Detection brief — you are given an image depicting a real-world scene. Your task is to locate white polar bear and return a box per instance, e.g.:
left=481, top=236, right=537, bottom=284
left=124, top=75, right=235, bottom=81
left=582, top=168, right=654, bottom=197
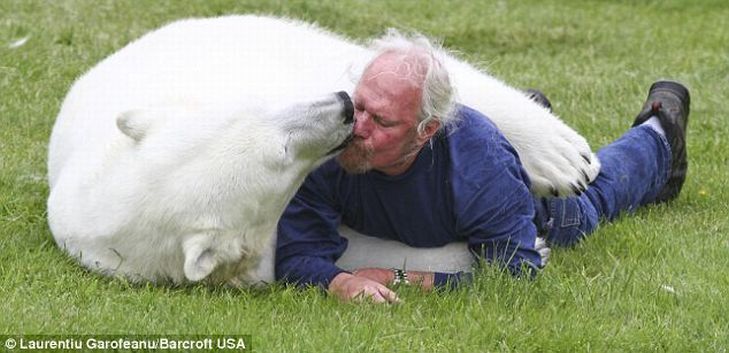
left=48, top=15, right=598, bottom=285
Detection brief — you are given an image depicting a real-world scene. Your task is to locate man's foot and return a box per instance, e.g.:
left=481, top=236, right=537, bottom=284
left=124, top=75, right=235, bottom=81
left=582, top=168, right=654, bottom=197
left=632, top=80, right=690, bottom=203
left=525, top=88, right=553, bottom=112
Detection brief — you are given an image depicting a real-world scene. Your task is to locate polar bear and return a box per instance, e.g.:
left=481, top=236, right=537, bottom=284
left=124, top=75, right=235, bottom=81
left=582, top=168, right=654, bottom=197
left=48, top=15, right=598, bottom=285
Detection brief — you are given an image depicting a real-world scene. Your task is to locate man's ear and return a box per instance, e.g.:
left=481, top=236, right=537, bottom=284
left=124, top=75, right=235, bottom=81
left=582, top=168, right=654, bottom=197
left=417, top=119, right=441, bottom=144
left=182, top=234, right=219, bottom=282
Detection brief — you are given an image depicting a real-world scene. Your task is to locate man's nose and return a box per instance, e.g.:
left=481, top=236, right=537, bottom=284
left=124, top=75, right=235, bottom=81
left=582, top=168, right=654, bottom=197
left=353, top=111, right=372, bottom=139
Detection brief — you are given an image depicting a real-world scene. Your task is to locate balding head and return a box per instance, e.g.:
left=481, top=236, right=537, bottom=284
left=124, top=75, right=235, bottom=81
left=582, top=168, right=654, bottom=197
left=364, top=29, right=457, bottom=134
left=358, top=51, right=426, bottom=128
left=337, top=32, right=455, bottom=176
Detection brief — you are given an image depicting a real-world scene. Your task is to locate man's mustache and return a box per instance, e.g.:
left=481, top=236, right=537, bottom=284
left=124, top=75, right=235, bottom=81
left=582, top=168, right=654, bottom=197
left=336, top=137, right=375, bottom=174
left=344, top=137, right=374, bottom=154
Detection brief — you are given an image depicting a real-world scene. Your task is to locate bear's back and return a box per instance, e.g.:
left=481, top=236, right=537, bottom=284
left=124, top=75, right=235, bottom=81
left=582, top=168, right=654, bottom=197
left=49, top=15, right=369, bottom=187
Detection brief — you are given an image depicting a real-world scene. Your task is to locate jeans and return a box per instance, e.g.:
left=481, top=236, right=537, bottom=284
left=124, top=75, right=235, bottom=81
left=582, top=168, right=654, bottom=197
left=533, top=125, right=672, bottom=247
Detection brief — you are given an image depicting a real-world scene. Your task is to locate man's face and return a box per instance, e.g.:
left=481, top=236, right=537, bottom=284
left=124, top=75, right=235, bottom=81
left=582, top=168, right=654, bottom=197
left=337, top=53, right=426, bottom=175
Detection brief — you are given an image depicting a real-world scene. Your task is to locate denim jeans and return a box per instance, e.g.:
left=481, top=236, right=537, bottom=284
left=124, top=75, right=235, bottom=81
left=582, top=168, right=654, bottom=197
left=533, top=125, right=672, bottom=247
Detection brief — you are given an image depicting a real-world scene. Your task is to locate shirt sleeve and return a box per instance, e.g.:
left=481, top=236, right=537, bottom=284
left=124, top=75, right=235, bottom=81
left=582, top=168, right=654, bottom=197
left=459, top=157, right=542, bottom=276
left=275, top=164, right=349, bottom=289
left=433, top=271, right=473, bottom=289
left=450, top=107, right=542, bottom=277
left=433, top=162, right=539, bottom=288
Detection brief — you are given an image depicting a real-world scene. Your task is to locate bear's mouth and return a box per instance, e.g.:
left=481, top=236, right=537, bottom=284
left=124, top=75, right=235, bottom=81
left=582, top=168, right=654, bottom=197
left=326, top=133, right=354, bottom=156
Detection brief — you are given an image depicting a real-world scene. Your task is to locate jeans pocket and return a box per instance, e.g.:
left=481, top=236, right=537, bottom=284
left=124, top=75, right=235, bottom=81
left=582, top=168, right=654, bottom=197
left=558, top=198, right=581, bottom=228
left=546, top=198, right=586, bottom=247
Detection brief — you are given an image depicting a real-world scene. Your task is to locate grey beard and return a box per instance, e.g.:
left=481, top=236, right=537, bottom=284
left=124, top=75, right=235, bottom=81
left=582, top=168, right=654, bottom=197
left=336, top=140, right=374, bottom=174
left=336, top=136, right=423, bottom=175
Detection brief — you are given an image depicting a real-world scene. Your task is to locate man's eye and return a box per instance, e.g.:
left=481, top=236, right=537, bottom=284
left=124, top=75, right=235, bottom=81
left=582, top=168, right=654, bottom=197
left=376, top=117, right=395, bottom=127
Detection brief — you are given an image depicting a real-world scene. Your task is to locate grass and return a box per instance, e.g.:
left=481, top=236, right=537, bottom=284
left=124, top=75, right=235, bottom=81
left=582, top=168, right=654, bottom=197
left=2, top=0, right=728, bottom=351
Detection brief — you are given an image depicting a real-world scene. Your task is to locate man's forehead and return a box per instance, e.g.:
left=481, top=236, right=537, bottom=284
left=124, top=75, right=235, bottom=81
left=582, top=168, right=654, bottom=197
left=363, top=51, right=427, bottom=83
left=359, top=56, right=423, bottom=100
left=355, top=74, right=421, bottom=112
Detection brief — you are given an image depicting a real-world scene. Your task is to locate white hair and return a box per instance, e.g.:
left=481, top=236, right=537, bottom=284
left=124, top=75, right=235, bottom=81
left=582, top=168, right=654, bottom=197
left=366, top=29, right=458, bottom=134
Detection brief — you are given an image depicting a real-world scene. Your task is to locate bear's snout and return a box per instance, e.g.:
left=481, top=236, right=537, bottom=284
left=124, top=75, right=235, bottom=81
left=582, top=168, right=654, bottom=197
left=336, top=91, right=354, bottom=124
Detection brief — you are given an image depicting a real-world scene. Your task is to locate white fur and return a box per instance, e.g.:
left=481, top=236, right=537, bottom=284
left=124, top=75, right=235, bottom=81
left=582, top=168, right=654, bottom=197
left=47, top=16, right=357, bottom=285
left=335, top=229, right=552, bottom=274
left=48, top=15, right=595, bottom=285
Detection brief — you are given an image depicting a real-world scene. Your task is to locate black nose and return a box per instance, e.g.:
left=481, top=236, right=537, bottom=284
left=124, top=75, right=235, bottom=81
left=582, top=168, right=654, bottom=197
left=336, top=91, right=354, bottom=124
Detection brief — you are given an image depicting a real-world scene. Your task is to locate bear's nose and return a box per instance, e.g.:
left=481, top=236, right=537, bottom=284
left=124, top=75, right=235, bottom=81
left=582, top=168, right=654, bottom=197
left=336, top=91, right=354, bottom=124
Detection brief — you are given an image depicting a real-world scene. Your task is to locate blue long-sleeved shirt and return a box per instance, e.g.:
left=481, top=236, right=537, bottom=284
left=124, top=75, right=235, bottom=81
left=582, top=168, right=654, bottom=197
left=275, top=105, right=541, bottom=289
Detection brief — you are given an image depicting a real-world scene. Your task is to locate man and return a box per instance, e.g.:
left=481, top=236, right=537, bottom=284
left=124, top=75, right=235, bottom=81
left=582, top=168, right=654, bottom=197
left=275, top=32, right=690, bottom=303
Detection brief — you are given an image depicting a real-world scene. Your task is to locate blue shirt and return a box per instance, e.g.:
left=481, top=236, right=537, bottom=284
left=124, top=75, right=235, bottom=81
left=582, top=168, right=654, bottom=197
left=276, top=105, right=541, bottom=288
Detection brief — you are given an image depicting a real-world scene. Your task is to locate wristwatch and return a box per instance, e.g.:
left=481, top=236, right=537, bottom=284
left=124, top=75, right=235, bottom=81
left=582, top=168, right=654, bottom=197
left=391, top=268, right=410, bottom=285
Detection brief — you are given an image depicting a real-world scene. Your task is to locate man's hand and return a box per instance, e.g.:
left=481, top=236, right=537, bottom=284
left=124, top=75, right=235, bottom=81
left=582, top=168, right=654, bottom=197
left=352, top=268, right=394, bottom=285
left=328, top=272, right=400, bottom=303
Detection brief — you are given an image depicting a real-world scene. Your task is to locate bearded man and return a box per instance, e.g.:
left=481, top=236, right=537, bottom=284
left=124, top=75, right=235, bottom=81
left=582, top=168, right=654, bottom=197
left=275, top=31, right=690, bottom=303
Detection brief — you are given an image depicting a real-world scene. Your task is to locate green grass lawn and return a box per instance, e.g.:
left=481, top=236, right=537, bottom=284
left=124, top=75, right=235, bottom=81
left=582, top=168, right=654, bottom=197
left=2, top=0, right=728, bottom=351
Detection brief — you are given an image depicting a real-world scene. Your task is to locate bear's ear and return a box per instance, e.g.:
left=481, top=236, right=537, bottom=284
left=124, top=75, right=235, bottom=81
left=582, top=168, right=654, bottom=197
left=182, top=234, right=219, bottom=282
left=117, top=110, right=152, bottom=142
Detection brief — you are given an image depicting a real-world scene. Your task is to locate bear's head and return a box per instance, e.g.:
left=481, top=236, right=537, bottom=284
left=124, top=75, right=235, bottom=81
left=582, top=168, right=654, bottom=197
left=113, top=92, right=354, bottom=283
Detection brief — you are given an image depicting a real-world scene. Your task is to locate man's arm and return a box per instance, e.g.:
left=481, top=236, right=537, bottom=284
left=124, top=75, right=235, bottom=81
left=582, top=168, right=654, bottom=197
left=450, top=106, right=543, bottom=276
left=276, top=163, right=401, bottom=303
left=275, top=169, right=349, bottom=288
left=354, top=268, right=475, bottom=290
left=352, top=268, right=435, bottom=290
left=458, top=156, right=542, bottom=276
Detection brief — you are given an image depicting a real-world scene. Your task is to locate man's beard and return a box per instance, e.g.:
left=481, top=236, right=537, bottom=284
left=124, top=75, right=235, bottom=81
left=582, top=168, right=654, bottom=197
left=336, top=137, right=374, bottom=174
left=336, top=132, right=423, bottom=175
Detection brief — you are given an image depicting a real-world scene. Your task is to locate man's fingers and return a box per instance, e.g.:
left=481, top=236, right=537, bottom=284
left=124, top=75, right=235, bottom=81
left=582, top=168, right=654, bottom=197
left=354, top=287, right=386, bottom=303
left=353, top=285, right=399, bottom=304
left=378, top=287, right=401, bottom=303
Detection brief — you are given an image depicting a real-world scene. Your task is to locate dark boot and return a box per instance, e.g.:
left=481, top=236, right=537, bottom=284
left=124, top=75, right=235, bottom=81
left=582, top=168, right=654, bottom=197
left=632, top=80, right=690, bottom=203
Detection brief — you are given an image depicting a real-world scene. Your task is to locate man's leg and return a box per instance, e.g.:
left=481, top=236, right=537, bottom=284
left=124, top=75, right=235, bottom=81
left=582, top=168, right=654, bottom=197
left=535, top=81, right=690, bottom=247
